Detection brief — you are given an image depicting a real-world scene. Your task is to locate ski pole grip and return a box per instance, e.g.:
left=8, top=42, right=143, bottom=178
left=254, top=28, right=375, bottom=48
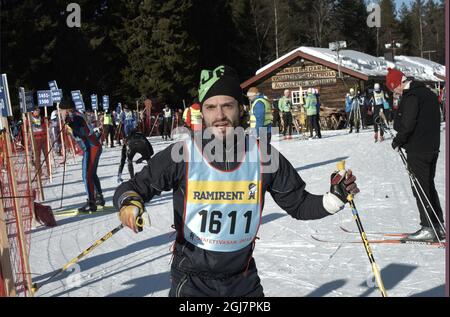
left=136, top=216, right=144, bottom=232
left=337, top=161, right=346, bottom=171
left=336, top=161, right=354, bottom=202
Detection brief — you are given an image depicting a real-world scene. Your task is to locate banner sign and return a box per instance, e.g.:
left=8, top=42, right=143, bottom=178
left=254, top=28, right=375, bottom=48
left=48, top=80, right=58, bottom=91
left=71, top=90, right=85, bottom=111
left=25, top=91, right=35, bottom=112
left=271, top=64, right=337, bottom=90
left=51, top=89, right=62, bottom=103
left=0, top=74, right=13, bottom=117
left=102, top=95, right=109, bottom=111
left=37, top=90, right=53, bottom=107
left=91, top=94, right=98, bottom=111
left=48, top=80, right=62, bottom=103
left=19, top=87, right=26, bottom=113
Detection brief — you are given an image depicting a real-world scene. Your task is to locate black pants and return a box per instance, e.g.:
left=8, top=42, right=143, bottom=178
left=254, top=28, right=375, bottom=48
left=407, top=152, right=444, bottom=227
left=163, top=118, right=172, bottom=138
left=315, top=114, right=322, bottom=138
left=360, top=107, right=368, bottom=128
left=345, top=112, right=359, bottom=132
left=307, top=115, right=319, bottom=137
left=118, top=142, right=151, bottom=178
left=373, top=106, right=384, bottom=136
left=282, top=112, right=292, bottom=136
left=103, top=124, right=115, bottom=146
left=169, top=258, right=264, bottom=297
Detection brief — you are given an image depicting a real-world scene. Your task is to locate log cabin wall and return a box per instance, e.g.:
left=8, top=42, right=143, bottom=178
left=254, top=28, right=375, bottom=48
left=251, top=59, right=362, bottom=113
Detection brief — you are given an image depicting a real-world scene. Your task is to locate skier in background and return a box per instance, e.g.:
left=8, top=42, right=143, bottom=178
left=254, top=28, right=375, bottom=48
left=50, top=109, right=62, bottom=156
left=345, top=88, right=360, bottom=133
left=59, top=97, right=104, bottom=212
left=103, top=109, right=115, bottom=148
left=162, top=104, right=173, bottom=141
left=117, top=129, right=154, bottom=183
left=30, top=106, right=50, bottom=177
left=370, top=83, right=387, bottom=142
left=120, top=104, right=137, bottom=138
left=387, top=68, right=445, bottom=242
left=313, top=88, right=322, bottom=138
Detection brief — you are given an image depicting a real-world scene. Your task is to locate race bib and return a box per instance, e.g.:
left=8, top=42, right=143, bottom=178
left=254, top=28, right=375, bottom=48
left=183, top=138, right=262, bottom=252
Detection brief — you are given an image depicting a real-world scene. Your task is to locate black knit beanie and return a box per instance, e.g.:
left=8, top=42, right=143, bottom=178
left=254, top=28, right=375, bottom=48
left=198, top=65, right=243, bottom=105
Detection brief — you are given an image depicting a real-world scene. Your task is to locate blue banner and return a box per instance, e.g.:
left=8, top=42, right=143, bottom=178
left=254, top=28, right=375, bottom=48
left=37, top=90, right=53, bottom=107
left=91, top=94, right=98, bottom=111
left=0, top=74, right=12, bottom=117
left=19, top=88, right=35, bottom=113
left=48, top=80, right=62, bottom=103
left=19, top=87, right=26, bottom=113
left=48, top=80, right=58, bottom=91
left=102, top=95, right=109, bottom=111
left=71, top=90, right=85, bottom=111
left=51, top=89, right=62, bottom=103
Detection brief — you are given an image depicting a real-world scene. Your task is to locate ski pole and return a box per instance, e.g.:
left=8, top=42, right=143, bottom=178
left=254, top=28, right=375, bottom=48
left=59, top=153, right=67, bottom=209
left=31, top=217, right=144, bottom=294
left=337, top=161, right=388, bottom=297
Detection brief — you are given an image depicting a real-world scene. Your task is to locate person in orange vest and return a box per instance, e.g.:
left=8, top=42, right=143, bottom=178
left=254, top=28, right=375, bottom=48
left=30, top=106, right=50, bottom=177
left=183, top=102, right=203, bottom=131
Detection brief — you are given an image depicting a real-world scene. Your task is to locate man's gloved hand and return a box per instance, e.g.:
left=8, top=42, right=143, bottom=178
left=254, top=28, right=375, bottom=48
left=117, top=173, right=123, bottom=183
left=323, top=169, right=360, bottom=214
left=391, top=138, right=401, bottom=151
left=118, top=197, right=145, bottom=233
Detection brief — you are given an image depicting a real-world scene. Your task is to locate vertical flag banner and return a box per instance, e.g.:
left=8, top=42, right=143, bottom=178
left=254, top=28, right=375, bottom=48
left=25, top=91, right=35, bottom=112
left=1, top=74, right=13, bottom=117
left=48, top=80, right=58, bottom=91
left=71, top=90, right=85, bottom=111
left=19, top=87, right=26, bottom=113
left=91, top=94, right=98, bottom=111
left=102, top=95, right=109, bottom=111
left=37, top=90, right=53, bottom=108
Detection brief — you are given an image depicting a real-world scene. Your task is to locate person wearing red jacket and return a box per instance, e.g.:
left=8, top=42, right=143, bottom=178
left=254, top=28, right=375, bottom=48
left=30, top=107, right=50, bottom=177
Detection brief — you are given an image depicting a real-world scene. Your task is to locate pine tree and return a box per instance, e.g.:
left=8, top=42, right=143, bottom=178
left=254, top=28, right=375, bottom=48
left=398, top=3, right=414, bottom=56
left=422, top=0, right=445, bottom=63
left=331, top=0, right=376, bottom=54
left=378, top=0, right=402, bottom=57
left=118, top=0, right=198, bottom=105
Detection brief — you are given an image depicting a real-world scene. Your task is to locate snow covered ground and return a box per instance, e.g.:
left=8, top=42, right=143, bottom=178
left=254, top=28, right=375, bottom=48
left=29, top=125, right=446, bottom=297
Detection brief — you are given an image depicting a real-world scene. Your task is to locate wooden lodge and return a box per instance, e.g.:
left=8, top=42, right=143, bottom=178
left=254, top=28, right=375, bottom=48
left=240, top=47, right=445, bottom=130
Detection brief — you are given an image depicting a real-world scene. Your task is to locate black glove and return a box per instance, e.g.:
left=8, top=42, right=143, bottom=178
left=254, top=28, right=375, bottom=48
left=119, top=194, right=146, bottom=233
left=391, top=138, right=401, bottom=151
left=330, top=169, right=359, bottom=203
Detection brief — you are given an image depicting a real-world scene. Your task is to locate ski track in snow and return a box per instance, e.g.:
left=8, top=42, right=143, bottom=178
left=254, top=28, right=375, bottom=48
left=29, top=126, right=446, bottom=297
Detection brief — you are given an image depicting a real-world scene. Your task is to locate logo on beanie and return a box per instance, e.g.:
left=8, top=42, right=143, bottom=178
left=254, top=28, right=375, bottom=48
left=199, top=66, right=225, bottom=103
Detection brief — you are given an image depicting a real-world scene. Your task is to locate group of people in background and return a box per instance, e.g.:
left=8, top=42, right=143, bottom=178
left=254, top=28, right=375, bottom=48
left=245, top=86, right=322, bottom=141
left=344, top=83, right=393, bottom=142
left=13, top=75, right=445, bottom=221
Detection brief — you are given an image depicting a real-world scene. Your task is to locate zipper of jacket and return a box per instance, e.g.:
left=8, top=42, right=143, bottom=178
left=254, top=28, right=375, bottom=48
left=178, top=245, right=186, bottom=269
left=176, top=275, right=188, bottom=297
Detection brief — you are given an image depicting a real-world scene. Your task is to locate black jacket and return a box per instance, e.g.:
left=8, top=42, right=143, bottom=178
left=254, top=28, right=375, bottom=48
left=393, top=81, right=441, bottom=153
left=126, top=131, right=154, bottom=158
left=113, top=134, right=330, bottom=277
